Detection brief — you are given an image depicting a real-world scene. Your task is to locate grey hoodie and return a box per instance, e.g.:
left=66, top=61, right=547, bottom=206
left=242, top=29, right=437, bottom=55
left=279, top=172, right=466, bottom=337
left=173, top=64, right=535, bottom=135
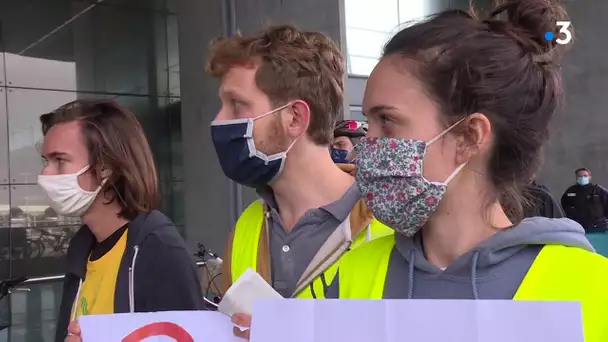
left=327, top=217, right=594, bottom=299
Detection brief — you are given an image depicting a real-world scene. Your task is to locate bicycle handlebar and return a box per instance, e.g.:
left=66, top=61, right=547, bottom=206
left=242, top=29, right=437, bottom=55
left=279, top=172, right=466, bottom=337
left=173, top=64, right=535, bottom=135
left=0, top=276, right=28, bottom=300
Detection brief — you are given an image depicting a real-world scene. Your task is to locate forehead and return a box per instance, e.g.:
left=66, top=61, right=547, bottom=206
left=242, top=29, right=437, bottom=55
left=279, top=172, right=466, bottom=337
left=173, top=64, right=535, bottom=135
left=42, top=121, right=85, bottom=156
left=363, top=56, right=435, bottom=112
left=577, top=170, right=590, bottom=175
left=219, top=65, right=264, bottom=97
left=333, top=136, right=352, bottom=143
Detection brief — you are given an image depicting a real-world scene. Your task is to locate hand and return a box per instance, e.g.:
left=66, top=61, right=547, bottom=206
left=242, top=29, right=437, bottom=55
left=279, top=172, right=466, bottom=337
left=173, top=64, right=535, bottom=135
left=65, top=321, right=82, bottom=342
left=231, top=313, right=252, bottom=340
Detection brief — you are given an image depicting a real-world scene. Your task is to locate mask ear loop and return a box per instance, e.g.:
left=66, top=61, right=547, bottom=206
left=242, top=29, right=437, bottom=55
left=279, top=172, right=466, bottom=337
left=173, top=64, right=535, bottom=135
left=426, top=117, right=469, bottom=185
left=282, top=100, right=310, bottom=154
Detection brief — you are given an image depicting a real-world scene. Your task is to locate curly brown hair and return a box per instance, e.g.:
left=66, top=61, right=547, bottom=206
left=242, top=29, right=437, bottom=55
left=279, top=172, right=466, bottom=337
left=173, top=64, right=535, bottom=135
left=206, top=24, right=345, bottom=145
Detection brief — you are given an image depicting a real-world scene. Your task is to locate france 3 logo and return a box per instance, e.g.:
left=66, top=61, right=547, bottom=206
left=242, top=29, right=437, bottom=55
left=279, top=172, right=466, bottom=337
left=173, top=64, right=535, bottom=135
left=544, top=21, right=572, bottom=45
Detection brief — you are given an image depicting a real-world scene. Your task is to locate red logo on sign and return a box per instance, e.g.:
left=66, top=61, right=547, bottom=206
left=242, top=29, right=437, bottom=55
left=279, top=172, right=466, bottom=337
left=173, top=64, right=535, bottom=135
left=122, top=322, right=194, bottom=342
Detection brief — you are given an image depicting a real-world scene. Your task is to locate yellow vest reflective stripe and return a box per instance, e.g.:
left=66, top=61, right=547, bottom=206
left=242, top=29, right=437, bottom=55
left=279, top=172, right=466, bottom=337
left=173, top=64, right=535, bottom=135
left=338, top=235, right=608, bottom=342
left=232, top=200, right=393, bottom=298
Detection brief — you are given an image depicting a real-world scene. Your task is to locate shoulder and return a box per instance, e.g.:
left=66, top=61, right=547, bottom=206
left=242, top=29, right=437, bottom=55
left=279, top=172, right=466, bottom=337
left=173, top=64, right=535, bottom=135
left=343, top=234, right=395, bottom=265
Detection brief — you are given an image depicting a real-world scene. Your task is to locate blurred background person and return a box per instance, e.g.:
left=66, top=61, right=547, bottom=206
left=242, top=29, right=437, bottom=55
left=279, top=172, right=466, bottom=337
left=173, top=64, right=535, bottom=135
left=523, top=178, right=564, bottom=218
left=561, top=167, right=608, bottom=256
left=330, top=120, right=367, bottom=164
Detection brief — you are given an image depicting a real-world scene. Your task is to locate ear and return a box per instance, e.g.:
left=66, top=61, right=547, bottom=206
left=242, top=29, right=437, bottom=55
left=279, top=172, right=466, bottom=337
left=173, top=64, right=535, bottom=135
left=99, top=167, right=112, bottom=180
left=455, top=112, right=492, bottom=164
left=286, top=100, right=310, bottom=138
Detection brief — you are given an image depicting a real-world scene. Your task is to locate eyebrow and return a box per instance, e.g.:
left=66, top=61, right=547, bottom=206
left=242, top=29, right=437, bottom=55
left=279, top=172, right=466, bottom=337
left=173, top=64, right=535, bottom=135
left=43, top=151, right=70, bottom=159
left=363, top=105, right=398, bottom=117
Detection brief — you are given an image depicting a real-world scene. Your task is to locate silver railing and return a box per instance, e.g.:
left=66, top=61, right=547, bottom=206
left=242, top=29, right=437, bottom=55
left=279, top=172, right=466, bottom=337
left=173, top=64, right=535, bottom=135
left=20, top=261, right=207, bottom=285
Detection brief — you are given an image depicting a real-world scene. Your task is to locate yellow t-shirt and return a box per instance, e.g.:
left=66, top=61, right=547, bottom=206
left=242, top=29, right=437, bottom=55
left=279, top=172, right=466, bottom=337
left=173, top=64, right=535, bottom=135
left=72, top=229, right=128, bottom=318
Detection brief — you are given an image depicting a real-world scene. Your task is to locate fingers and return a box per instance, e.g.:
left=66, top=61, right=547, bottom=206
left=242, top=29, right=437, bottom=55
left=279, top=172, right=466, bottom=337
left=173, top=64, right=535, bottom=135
left=65, top=321, right=82, bottom=342
left=233, top=325, right=251, bottom=340
left=67, top=321, right=81, bottom=335
left=232, top=313, right=252, bottom=340
left=231, top=313, right=252, bottom=327
left=65, top=334, right=82, bottom=342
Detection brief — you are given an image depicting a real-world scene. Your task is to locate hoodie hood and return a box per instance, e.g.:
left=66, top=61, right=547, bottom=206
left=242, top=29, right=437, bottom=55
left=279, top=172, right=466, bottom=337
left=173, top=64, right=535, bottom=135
left=393, top=217, right=593, bottom=299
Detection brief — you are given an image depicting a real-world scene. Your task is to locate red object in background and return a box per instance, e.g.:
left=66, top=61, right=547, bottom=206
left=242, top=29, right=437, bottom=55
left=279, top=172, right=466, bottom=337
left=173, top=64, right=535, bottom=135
left=122, top=322, right=194, bottom=342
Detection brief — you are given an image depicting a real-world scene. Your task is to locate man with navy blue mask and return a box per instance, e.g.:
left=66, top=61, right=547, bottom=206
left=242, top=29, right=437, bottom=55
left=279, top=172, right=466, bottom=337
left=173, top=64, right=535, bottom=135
left=205, top=25, right=393, bottom=339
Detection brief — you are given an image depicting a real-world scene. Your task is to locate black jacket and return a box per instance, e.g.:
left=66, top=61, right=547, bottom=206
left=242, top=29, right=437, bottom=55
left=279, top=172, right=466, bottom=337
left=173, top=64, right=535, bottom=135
left=55, top=210, right=204, bottom=342
left=560, top=183, right=608, bottom=232
left=523, top=182, right=564, bottom=219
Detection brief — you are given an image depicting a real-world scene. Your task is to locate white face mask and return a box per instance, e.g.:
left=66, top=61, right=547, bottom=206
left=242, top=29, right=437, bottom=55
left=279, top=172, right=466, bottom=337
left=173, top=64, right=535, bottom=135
left=37, top=165, right=105, bottom=217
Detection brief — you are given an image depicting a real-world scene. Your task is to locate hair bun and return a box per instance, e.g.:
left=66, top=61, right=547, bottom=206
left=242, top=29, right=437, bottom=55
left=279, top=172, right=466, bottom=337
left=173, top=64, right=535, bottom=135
left=488, top=0, right=570, bottom=56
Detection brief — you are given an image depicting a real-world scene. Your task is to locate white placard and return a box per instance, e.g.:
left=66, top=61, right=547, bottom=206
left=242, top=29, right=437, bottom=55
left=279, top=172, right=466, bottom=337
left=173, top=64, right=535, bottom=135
left=250, top=299, right=584, bottom=342
left=79, top=310, right=244, bottom=342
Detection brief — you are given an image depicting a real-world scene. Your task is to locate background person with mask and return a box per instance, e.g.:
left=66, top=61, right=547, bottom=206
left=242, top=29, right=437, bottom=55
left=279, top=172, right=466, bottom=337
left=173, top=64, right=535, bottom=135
left=206, top=25, right=392, bottom=339
left=37, top=100, right=204, bottom=342
left=561, top=167, right=608, bottom=256
left=330, top=120, right=367, bottom=164
left=326, top=1, right=608, bottom=341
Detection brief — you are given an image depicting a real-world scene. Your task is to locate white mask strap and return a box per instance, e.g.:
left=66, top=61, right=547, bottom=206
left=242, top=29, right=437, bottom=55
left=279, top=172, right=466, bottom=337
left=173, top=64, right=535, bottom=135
left=444, top=162, right=467, bottom=184
left=75, top=165, right=91, bottom=176
left=427, top=117, right=467, bottom=146
left=253, top=102, right=292, bottom=122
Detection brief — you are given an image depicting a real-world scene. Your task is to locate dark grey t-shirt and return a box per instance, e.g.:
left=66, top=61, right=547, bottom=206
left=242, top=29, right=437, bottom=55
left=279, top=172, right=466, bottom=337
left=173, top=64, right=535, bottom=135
left=258, top=184, right=361, bottom=297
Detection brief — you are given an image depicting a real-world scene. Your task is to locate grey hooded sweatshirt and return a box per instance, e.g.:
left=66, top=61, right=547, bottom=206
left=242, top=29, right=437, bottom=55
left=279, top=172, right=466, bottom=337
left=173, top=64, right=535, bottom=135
left=326, top=217, right=594, bottom=299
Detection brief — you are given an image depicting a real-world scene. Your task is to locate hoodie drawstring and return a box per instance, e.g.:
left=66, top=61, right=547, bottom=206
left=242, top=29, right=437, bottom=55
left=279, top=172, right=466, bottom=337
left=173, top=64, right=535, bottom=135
left=470, top=250, right=480, bottom=300
left=407, top=250, right=415, bottom=299
left=70, top=279, right=83, bottom=322
left=128, top=245, right=140, bottom=313
left=406, top=249, right=481, bottom=300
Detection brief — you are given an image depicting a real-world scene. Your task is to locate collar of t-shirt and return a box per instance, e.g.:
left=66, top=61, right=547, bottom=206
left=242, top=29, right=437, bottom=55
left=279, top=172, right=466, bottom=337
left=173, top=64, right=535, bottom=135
left=89, top=224, right=128, bottom=261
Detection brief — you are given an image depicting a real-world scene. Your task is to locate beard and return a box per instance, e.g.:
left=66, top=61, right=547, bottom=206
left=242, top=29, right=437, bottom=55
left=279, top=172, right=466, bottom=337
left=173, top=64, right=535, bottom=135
left=254, top=114, right=292, bottom=155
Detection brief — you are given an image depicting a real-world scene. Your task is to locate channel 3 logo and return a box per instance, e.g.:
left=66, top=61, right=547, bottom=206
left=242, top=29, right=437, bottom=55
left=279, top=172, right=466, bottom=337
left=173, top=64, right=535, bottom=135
left=544, top=21, right=572, bottom=45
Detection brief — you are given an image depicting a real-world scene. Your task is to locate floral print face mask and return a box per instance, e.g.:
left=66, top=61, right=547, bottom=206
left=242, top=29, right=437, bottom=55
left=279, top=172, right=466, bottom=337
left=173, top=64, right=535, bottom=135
left=354, top=120, right=466, bottom=237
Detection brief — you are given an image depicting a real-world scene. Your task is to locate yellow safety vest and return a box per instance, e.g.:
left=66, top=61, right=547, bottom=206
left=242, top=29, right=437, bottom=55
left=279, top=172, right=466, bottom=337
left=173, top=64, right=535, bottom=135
left=231, top=200, right=393, bottom=298
left=338, top=235, right=608, bottom=342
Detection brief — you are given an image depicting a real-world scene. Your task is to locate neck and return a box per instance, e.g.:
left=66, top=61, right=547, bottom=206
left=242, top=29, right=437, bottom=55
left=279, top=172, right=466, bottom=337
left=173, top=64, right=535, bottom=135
left=82, top=201, right=129, bottom=242
left=270, top=144, right=354, bottom=230
left=421, top=177, right=512, bottom=268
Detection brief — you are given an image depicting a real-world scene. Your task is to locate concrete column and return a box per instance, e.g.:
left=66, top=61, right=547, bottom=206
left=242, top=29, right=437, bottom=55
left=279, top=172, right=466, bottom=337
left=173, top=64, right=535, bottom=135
left=176, top=0, right=229, bottom=252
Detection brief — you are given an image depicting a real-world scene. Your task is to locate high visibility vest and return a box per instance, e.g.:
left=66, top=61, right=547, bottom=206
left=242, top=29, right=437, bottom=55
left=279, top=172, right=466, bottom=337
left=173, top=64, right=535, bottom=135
left=231, top=200, right=393, bottom=298
left=338, top=235, right=608, bottom=342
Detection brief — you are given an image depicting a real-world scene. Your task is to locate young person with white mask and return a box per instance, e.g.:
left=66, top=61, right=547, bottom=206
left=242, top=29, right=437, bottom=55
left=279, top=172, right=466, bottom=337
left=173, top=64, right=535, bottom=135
left=326, top=1, right=608, bottom=341
left=37, top=100, right=204, bottom=342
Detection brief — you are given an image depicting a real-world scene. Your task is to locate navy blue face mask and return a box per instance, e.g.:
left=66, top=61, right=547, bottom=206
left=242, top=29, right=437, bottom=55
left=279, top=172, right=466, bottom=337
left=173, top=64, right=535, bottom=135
left=210, top=103, right=298, bottom=188
left=330, top=148, right=351, bottom=164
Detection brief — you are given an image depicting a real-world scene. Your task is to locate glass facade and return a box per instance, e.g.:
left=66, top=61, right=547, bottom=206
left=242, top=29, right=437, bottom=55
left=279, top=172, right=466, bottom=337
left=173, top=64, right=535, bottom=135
left=344, top=0, right=493, bottom=76
left=0, top=0, right=181, bottom=340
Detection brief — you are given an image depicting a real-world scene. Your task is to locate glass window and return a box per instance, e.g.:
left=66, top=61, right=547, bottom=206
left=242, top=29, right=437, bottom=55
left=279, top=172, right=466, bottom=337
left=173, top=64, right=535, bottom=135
left=6, top=88, right=77, bottom=184
left=0, top=88, right=8, bottom=184
left=348, top=56, right=382, bottom=76
left=0, top=0, right=171, bottom=96
left=346, top=28, right=391, bottom=60
left=345, top=0, right=399, bottom=32
left=345, top=0, right=452, bottom=76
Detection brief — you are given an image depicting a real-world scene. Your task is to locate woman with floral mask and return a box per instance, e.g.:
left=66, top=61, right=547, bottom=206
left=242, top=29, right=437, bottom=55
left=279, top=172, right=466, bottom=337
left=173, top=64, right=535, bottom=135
left=326, top=0, right=608, bottom=341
